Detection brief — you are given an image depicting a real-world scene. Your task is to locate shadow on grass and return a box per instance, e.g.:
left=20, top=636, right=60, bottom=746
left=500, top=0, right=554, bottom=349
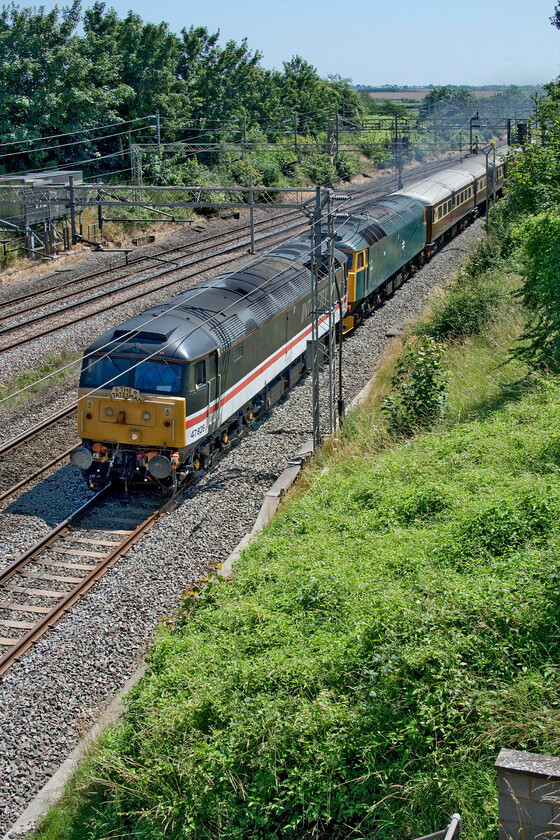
left=453, top=374, right=537, bottom=422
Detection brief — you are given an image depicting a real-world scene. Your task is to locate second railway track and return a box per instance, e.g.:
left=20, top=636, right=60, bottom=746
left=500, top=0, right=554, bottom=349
left=0, top=485, right=169, bottom=676
left=0, top=404, right=78, bottom=505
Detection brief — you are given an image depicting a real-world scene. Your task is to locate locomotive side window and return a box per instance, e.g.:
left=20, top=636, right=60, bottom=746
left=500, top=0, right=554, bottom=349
left=233, top=344, right=243, bottom=364
left=207, top=354, right=217, bottom=380
left=189, top=360, right=206, bottom=391
left=357, top=251, right=365, bottom=269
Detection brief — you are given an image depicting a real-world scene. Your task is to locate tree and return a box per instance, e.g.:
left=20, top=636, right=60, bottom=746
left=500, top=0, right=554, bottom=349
left=515, top=213, right=560, bottom=371
left=420, top=86, right=475, bottom=119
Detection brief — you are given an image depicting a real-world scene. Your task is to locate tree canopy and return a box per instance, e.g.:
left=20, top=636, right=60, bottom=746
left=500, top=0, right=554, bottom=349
left=0, top=2, right=363, bottom=175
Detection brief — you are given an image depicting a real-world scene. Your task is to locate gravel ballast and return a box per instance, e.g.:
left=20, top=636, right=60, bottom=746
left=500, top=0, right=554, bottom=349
left=0, top=218, right=483, bottom=836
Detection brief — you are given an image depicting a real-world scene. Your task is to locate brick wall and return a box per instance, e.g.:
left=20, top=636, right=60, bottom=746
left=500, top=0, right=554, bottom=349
left=495, top=749, right=560, bottom=840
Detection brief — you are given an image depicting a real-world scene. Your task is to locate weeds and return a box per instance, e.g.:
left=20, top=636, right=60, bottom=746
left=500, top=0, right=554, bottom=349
left=0, top=350, right=81, bottom=410
left=383, top=336, right=448, bottom=435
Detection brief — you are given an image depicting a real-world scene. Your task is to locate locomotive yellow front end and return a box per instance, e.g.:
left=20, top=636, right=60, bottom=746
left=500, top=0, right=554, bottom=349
left=74, top=384, right=187, bottom=489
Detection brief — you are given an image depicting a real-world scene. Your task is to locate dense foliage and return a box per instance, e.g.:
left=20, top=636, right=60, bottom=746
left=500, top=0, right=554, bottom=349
left=383, top=337, right=448, bottom=435
left=499, top=72, right=560, bottom=370
left=0, top=1, right=363, bottom=177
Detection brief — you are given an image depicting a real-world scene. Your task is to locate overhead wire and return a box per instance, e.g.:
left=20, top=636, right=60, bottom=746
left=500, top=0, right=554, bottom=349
left=0, top=116, right=155, bottom=151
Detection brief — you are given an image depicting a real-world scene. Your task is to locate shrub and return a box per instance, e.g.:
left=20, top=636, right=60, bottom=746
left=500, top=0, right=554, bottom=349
left=421, top=273, right=503, bottom=341
left=383, top=337, right=448, bottom=435
left=334, top=150, right=360, bottom=180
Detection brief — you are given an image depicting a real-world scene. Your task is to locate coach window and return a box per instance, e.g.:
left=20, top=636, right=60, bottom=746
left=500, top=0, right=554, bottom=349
left=188, top=359, right=206, bottom=391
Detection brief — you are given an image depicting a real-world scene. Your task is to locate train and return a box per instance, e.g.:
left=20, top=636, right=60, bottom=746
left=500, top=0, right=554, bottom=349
left=71, top=150, right=505, bottom=491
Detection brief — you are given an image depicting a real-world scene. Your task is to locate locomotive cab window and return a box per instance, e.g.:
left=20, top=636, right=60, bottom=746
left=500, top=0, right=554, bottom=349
left=189, top=359, right=207, bottom=391
left=80, top=354, right=183, bottom=395
left=134, top=360, right=183, bottom=394
left=357, top=251, right=365, bottom=269
left=343, top=252, right=354, bottom=270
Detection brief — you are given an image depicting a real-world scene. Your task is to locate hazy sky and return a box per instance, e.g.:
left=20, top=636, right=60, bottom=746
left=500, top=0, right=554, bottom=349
left=35, top=0, right=560, bottom=86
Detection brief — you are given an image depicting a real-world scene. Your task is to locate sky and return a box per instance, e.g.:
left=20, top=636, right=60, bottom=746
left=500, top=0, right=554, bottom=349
left=33, top=0, right=560, bottom=87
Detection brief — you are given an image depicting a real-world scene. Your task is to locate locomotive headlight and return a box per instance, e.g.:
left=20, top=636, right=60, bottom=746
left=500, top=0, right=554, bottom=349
left=142, top=411, right=151, bottom=420
left=105, top=407, right=114, bottom=417
left=130, top=431, right=140, bottom=442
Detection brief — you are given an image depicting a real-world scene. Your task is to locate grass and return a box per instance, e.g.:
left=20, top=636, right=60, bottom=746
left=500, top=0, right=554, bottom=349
left=0, top=350, right=82, bottom=411
left=33, top=240, right=560, bottom=840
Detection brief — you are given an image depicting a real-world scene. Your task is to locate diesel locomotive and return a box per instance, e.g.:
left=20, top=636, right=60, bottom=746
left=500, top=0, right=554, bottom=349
left=72, top=239, right=348, bottom=490
left=71, top=150, right=505, bottom=490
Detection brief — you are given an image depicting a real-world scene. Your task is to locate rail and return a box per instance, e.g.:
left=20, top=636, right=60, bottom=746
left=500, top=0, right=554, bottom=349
left=0, top=484, right=170, bottom=675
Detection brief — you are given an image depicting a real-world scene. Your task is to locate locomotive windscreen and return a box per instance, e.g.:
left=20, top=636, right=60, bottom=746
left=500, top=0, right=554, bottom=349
left=81, top=355, right=184, bottom=394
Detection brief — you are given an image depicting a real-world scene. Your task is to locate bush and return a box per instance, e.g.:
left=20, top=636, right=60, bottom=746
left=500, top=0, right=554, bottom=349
left=334, top=150, right=360, bottom=180
left=514, top=212, right=560, bottom=372
left=463, top=235, right=501, bottom=276
left=383, top=337, right=448, bottom=435
left=421, top=273, right=504, bottom=341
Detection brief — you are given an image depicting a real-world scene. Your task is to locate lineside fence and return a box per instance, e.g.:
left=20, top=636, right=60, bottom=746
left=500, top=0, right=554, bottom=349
left=0, top=181, right=318, bottom=260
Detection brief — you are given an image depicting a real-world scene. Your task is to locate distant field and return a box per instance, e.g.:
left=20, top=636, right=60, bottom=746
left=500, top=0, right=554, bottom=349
left=368, top=89, right=502, bottom=101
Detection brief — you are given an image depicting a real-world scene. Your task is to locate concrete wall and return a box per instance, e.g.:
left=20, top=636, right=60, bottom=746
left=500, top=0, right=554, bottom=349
left=495, top=749, right=560, bottom=840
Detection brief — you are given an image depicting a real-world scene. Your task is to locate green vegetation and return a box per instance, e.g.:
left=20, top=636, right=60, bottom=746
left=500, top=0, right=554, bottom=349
left=382, top=336, right=448, bottom=436
left=0, top=350, right=81, bottom=410
left=0, top=3, right=364, bottom=182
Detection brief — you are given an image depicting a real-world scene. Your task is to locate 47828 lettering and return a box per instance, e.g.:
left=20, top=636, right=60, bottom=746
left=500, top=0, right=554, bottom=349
left=189, top=422, right=207, bottom=439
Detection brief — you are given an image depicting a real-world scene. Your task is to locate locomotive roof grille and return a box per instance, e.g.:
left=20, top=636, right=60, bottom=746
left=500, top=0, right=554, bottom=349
left=112, top=329, right=169, bottom=342
left=273, top=280, right=298, bottom=309
left=212, top=314, right=246, bottom=350
left=249, top=296, right=277, bottom=326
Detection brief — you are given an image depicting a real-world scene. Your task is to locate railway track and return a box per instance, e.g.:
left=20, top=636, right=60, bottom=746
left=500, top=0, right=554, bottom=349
left=0, top=208, right=304, bottom=323
left=0, top=213, right=309, bottom=354
left=0, top=485, right=170, bottom=676
left=0, top=405, right=77, bottom=505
